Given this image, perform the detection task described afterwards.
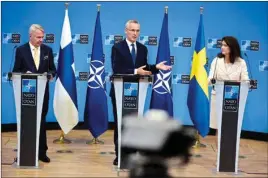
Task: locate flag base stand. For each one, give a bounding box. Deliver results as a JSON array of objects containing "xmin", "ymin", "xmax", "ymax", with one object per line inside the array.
[
  {"xmin": 191, "ymin": 132, "xmax": 207, "ymax": 158},
  {"xmin": 192, "ymin": 132, "xmax": 206, "ymax": 148},
  {"xmin": 86, "ymin": 138, "xmax": 104, "ymax": 145},
  {"xmin": 53, "ymin": 131, "xmax": 71, "ymax": 144},
  {"xmin": 239, "ymin": 155, "xmax": 246, "ymax": 159},
  {"xmin": 192, "ymin": 140, "xmax": 207, "ymax": 148}
]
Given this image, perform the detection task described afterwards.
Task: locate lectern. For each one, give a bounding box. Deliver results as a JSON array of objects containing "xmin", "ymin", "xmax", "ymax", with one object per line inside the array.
[
  {"xmin": 214, "ymin": 80, "xmax": 249, "ymax": 173},
  {"xmin": 10, "ymin": 73, "xmax": 48, "ymax": 168},
  {"xmin": 110, "ymin": 74, "xmax": 153, "ymax": 170}
]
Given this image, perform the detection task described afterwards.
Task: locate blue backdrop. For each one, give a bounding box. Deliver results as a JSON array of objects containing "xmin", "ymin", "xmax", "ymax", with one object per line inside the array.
[{"xmin": 1, "ymin": 1, "xmax": 267, "ymax": 133}]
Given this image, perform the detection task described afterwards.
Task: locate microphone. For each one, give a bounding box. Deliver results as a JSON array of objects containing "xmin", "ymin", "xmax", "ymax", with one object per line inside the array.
[
  {"xmin": 244, "ymin": 52, "xmax": 256, "ymax": 89},
  {"xmin": 110, "ymin": 47, "xmax": 116, "ymax": 83},
  {"xmin": 47, "ymin": 50, "xmax": 54, "ymax": 80},
  {"xmin": 211, "ymin": 57, "xmax": 219, "ymax": 85},
  {"xmin": 8, "ymin": 45, "xmax": 18, "ymax": 81},
  {"xmin": 47, "ymin": 50, "xmax": 50, "ymax": 80}
]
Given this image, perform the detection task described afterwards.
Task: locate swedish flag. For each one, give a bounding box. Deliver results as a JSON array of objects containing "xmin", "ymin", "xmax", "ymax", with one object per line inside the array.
[{"xmin": 187, "ymin": 12, "xmax": 210, "ymax": 137}]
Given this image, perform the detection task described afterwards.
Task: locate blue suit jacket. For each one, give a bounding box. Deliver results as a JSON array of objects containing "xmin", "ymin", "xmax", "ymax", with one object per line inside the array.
[
  {"xmin": 110, "ymin": 39, "xmax": 158, "ymax": 97},
  {"xmin": 111, "ymin": 39, "xmax": 158, "ymax": 74},
  {"xmin": 13, "ymin": 42, "xmax": 57, "ymax": 101}
]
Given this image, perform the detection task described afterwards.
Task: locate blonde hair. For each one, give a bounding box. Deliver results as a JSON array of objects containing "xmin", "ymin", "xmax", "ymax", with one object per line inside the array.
[
  {"xmin": 29, "ymin": 24, "xmax": 44, "ymax": 35},
  {"xmin": 125, "ymin": 20, "xmax": 139, "ymax": 29}
]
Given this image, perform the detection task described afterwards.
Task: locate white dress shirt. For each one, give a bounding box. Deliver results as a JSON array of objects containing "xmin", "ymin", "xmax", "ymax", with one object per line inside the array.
[{"xmin": 126, "ymin": 39, "xmax": 138, "ymax": 74}]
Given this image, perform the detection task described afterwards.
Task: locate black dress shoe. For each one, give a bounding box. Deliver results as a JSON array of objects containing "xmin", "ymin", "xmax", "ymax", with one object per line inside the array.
[
  {"xmin": 113, "ymin": 157, "xmax": 118, "ymax": 166},
  {"xmin": 39, "ymin": 155, "xmax": 50, "ymax": 163}
]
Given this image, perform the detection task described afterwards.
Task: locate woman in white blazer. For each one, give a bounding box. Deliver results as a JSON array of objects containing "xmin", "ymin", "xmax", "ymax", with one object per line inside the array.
[{"xmin": 208, "ymin": 36, "xmax": 249, "ymax": 129}]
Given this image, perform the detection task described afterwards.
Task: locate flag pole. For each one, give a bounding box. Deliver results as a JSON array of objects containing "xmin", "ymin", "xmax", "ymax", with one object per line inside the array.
[
  {"xmin": 192, "ymin": 6, "xmax": 207, "ymax": 150},
  {"xmin": 86, "ymin": 4, "xmax": 105, "ymax": 145},
  {"xmin": 53, "ymin": 2, "xmax": 72, "ymax": 145}
]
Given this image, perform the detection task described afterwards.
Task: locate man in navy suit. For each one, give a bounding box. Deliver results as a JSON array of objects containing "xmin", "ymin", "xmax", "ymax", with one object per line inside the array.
[
  {"xmin": 110, "ymin": 20, "xmax": 172, "ymax": 165},
  {"xmin": 13, "ymin": 24, "xmax": 56, "ymax": 163}
]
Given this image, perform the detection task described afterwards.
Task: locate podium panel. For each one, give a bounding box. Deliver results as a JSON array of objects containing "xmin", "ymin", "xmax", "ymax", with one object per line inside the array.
[
  {"xmin": 215, "ymin": 80, "xmax": 249, "ymax": 173},
  {"xmin": 111, "ymin": 74, "xmax": 152, "ymax": 170},
  {"xmin": 11, "ymin": 73, "xmax": 47, "ymax": 168}
]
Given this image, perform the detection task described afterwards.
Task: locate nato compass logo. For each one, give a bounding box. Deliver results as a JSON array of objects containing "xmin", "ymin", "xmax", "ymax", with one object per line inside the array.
[
  {"xmin": 139, "ymin": 36, "xmax": 149, "ymax": 45},
  {"xmin": 87, "ymin": 60, "xmax": 105, "ymax": 89},
  {"xmin": 124, "ymin": 82, "xmax": 138, "ymax": 96},
  {"xmin": 2, "ymin": 72, "xmax": 9, "ymax": 83},
  {"xmin": 87, "ymin": 53, "xmax": 92, "ymax": 63},
  {"xmin": 22, "ymin": 79, "xmax": 36, "ymax": 93},
  {"xmin": 172, "ymin": 74, "xmax": 181, "ymax": 84},
  {"xmin": 223, "ymin": 85, "xmax": 239, "ymax": 112},
  {"xmin": 72, "ymin": 34, "xmax": 80, "ymax": 44},
  {"xmin": 75, "ymin": 71, "xmax": 80, "ymax": 81},
  {"xmin": 105, "ymin": 35, "xmax": 114, "ymax": 45},
  {"xmin": 105, "ymin": 35, "xmax": 123, "ymax": 45},
  {"xmin": 224, "ymin": 85, "xmax": 239, "ymax": 99},
  {"xmin": 259, "ymin": 61, "xmax": 268, "ymax": 71},
  {"xmin": 53, "ymin": 52, "xmax": 59, "ymax": 64},
  {"xmin": 241, "ymin": 40, "xmax": 251, "ymax": 51},
  {"xmin": 105, "ymin": 72, "xmax": 112, "ymax": 82},
  {"xmin": 2, "ymin": 33, "xmax": 20, "ymax": 44},
  {"xmin": 22, "ymin": 79, "xmax": 36, "ymax": 106},
  {"xmin": 2, "ymin": 33, "xmax": 12, "ymax": 43},
  {"xmin": 153, "ymin": 70, "xmax": 172, "ymax": 94},
  {"xmin": 241, "ymin": 40, "xmax": 259, "ymax": 51},
  {"xmin": 173, "ymin": 37, "xmax": 191, "ymax": 47},
  {"xmin": 207, "ymin": 38, "xmax": 221, "ymax": 49},
  {"xmin": 123, "ymin": 82, "xmax": 138, "ymax": 109}
]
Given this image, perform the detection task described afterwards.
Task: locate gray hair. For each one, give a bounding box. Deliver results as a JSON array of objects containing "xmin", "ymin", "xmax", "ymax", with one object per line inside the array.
[
  {"xmin": 125, "ymin": 20, "xmax": 140, "ymax": 29},
  {"xmin": 29, "ymin": 24, "xmax": 44, "ymax": 35}
]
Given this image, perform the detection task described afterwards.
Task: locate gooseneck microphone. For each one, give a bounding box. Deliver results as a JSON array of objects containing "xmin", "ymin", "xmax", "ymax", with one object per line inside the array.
[
  {"xmin": 8, "ymin": 45, "xmax": 18, "ymax": 81},
  {"xmin": 46, "ymin": 49, "xmax": 51, "ymax": 80},
  {"xmin": 243, "ymin": 52, "xmax": 255, "ymax": 87},
  {"xmin": 211, "ymin": 57, "xmax": 219, "ymax": 86}
]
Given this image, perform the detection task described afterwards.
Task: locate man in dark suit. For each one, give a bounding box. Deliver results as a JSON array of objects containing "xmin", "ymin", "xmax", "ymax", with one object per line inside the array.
[
  {"xmin": 110, "ymin": 20, "xmax": 172, "ymax": 165},
  {"xmin": 12, "ymin": 24, "xmax": 56, "ymax": 163}
]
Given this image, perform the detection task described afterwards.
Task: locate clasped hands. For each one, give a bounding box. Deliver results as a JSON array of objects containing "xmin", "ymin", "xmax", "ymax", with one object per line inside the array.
[{"xmin": 136, "ymin": 61, "xmax": 172, "ymax": 75}]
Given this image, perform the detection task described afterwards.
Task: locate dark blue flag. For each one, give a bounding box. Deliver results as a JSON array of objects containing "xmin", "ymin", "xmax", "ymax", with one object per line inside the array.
[
  {"xmin": 149, "ymin": 11, "xmax": 173, "ymax": 117},
  {"xmin": 84, "ymin": 10, "xmax": 108, "ymax": 138}
]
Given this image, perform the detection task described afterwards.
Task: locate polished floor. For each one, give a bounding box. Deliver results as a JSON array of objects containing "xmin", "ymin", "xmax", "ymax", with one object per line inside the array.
[{"xmin": 1, "ymin": 130, "xmax": 267, "ymax": 177}]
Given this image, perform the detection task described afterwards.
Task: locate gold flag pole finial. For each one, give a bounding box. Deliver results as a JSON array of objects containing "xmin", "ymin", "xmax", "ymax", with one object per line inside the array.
[
  {"xmin": 97, "ymin": 4, "xmax": 101, "ymax": 11},
  {"xmin": 200, "ymin": 6, "xmax": 204, "ymax": 14},
  {"xmin": 165, "ymin": 6, "xmax": 168, "ymax": 14}
]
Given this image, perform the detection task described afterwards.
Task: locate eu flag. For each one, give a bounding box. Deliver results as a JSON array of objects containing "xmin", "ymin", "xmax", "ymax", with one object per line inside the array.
[
  {"xmin": 84, "ymin": 10, "xmax": 108, "ymax": 138},
  {"xmin": 187, "ymin": 12, "xmax": 210, "ymax": 137},
  {"xmin": 150, "ymin": 10, "xmax": 173, "ymax": 117}
]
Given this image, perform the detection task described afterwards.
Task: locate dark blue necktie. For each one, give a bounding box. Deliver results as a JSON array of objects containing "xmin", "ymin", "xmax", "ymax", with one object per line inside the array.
[{"xmin": 131, "ymin": 43, "xmax": 136, "ymax": 65}]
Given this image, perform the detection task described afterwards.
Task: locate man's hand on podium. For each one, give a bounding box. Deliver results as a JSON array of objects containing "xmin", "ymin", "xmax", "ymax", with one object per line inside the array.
[
  {"xmin": 137, "ymin": 65, "xmax": 152, "ymax": 75},
  {"xmin": 26, "ymin": 71, "xmax": 32, "ymax": 73}
]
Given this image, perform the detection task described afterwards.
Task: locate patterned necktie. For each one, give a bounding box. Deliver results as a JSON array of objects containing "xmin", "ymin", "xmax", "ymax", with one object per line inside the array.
[
  {"xmin": 131, "ymin": 43, "xmax": 136, "ymax": 65},
  {"xmin": 33, "ymin": 47, "xmax": 39, "ymax": 69}
]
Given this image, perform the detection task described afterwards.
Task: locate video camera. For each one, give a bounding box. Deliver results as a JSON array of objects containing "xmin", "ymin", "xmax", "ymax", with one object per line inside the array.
[{"xmin": 121, "ymin": 109, "xmax": 195, "ymax": 178}]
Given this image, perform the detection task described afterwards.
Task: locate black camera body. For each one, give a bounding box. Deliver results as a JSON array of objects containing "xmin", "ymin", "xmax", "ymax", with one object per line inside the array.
[{"xmin": 121, "ymin": 111, "xmax": 195, "ymax": 178}]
